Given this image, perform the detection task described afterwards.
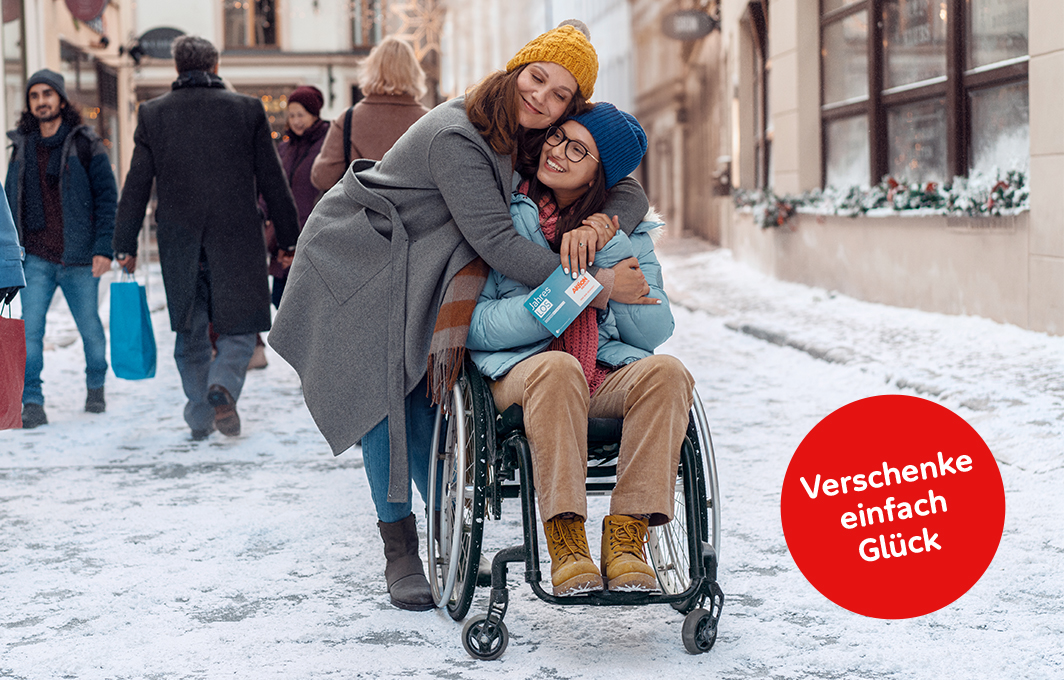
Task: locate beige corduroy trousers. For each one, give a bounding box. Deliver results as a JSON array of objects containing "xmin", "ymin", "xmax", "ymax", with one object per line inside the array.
[{"xmin": 489, "ymin": 351, "xmax": 695, "ymax": 526}]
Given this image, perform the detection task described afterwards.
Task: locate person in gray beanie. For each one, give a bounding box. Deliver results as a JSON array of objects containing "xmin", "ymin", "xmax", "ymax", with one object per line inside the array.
[{"xmin": 5, "ymin": 69, "xmax": 118, "ymax": 427}]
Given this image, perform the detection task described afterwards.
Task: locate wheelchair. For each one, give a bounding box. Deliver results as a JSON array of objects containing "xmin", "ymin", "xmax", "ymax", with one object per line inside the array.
[{"xmin": 426, "ymin": 359, "xmax": 724, "ymax": 661}]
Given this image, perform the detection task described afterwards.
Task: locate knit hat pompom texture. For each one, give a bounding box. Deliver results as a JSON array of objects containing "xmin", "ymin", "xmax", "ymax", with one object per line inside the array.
[
  {"xmin": 571, "ymin": 102, "xmax": 648, "ymax": 189},
  {"xmin": 506, "ymin": 25, "xmax": 598, "ymax": 99},
  {"xmin": 26, "ymin": 69, "xmax": 68, "ymax": 105}
]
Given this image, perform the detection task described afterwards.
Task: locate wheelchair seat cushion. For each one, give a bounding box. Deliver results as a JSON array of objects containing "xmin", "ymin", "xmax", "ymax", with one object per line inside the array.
[{"xmin": 496, "ymin": 403, "xmax": 623, "ymax": 445}]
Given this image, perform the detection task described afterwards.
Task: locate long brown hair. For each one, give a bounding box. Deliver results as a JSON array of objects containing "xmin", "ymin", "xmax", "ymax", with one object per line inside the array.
[
  {"xmin": 516, "ymin": 142, "xmax": 609, "ymax": 248},
  {"xmin": 465, "ymin": 65, "xmax": 589, "ymax": 156}
]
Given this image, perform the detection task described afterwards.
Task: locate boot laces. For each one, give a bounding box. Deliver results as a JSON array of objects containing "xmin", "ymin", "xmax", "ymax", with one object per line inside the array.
[
  {"xmin": 547, "ymin": 517, "xmax": 592, "ymax": 563},
  {"xmin": 608, "ymin": 517, "xmax": 647, "ymax": 558}
]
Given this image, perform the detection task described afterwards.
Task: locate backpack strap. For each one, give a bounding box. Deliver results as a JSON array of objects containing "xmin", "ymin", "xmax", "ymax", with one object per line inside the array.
[
  {"xmin": 342, "ymin": 106, "xmax": 354, "ymax": 168},
  {"xmin": 74, "ymin": 132, "xmax": 94, "ymax": 174}
]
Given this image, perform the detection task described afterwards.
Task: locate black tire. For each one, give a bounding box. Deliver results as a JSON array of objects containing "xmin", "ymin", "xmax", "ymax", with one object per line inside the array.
[
  {"xmin": 681, "ymin": 608, "xmax": 717, "ymax": 654},
  {"xmin": 462, "ymin": 614, "xmax": 509, "ymax": 661},
  {"xmin": 446, "ymin": 373, "xmax": 489, "ymax": 621}
]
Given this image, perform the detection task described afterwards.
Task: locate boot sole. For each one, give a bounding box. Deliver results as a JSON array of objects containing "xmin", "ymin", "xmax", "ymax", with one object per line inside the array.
[
  {"xmin": 553, "ymin": 572, "xmax": 604, "ymax": 596},
  {"xmin": 389, "ymin": 596, "xmax": 436, "ymax": 612},
  {"xmin": 605, "ymin": 572, "xmax": 659, "ymax": 592}
]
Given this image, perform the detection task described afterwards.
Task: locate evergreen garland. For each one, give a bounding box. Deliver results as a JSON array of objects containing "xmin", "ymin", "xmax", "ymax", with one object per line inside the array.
[{"xmin": 734, "ymin": 170, "xmax": 1029, "ymax": 229}]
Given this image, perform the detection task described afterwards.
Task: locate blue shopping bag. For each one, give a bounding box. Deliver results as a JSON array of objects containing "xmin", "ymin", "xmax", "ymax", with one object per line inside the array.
[{"xmin": 110, "ymin": 278, "xmax": 156, "ymax": 380}]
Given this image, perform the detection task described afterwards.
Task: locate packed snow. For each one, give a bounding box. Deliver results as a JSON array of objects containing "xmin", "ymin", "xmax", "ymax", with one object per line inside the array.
[{"xmin": 1, "ymin": 235, "xmax": 1061, "ymax": 679}]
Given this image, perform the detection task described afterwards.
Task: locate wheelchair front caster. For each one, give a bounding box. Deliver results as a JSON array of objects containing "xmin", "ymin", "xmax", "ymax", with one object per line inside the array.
[
  {"xmin": 462, "ymin": 614, "xmax": 509, "ymax": 660},
  {"xmin": 681, "ymin": 608, "xmax": 717, "ymax": 654}
]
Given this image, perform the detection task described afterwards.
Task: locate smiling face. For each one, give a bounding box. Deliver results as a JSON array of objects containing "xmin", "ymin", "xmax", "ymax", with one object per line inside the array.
[
  {"xmin": 286, "ymin": 101, "xmax": 316, "ymax": 136},
  {"xmin": 515, "ymin": 62, "xmax": 579, "ymax": 130},
  {"xmin": 536, "ymin": 120, "xmax": 600, "ymax": 208},
  {"xmin": 28, "ymin": 84, "xmax": 63, "ymax": 123}
]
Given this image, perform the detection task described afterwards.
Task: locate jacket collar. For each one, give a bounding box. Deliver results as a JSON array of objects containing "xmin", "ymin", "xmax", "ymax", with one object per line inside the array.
[{"xmin": 172, "ymin": 71, "xmax": 226, "ymax": 91}]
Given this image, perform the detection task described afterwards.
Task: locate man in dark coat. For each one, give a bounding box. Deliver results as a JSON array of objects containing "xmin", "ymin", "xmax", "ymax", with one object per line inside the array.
[
  {"xmin": 114, "ymin": 36, "xmax": 298, "ymax": 440},
  {"xmin": 6, "ymin": 69, "xmax": 118, "ymax": 428}
]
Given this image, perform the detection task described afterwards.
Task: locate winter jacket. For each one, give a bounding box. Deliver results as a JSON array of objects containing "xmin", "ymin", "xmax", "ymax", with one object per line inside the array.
[
  {"xmin": 0, "ymin": 188, "xmax": 23, "ymax": 289},
  {"xmin": 268, "ymin": 96, "xmax": 649, "ymax": 503},
  {"xmin": 467, "ymin": 193, "xmax": 673, "ymax": 380},
  {"xmin": 309, "ymin": 93, "xmax": 430, "ymax": 191},
  {"xmin": 5, "ymin": 124, "xmax": 117, "ymax": 266},
  {"xmin": 114, "ymin": 71, "xmax": 299, "ymax": 335},
  {"xmin": 278, "ymin": 118, "xmax": 329, "ymax": 229}
]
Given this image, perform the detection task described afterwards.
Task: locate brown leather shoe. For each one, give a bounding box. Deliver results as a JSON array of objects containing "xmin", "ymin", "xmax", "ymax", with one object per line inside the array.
[{"xmin": 207, "ymin": 384, "xmax": 240, "ymax": 437}]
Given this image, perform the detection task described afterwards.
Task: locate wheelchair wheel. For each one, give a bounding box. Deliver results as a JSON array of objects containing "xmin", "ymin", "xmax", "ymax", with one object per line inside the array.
[
  {"xmin": 427, "ymin": 372, "xmax": 488, "ymax": 621},
  {"xmin": 462, "ymin": 614, "xmax": 509, "ymax": 661},
  {"xmin": 681, "ymin": 608, "xmax": 717, "ymax": 654},
  {"xmin": 646, "ymin": 464, "xmax": 694, "ymax": 597}
]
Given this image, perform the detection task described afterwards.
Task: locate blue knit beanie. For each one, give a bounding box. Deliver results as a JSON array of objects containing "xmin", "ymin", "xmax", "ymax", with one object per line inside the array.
[{"xmin": 570, "ymin": 102, "xmax": 647, "ymax": 189}]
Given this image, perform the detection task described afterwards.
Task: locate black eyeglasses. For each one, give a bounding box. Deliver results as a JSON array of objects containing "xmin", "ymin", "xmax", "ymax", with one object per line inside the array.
[{"xmin": 545, "ymin": 126, "xmax": 599, "ymax": 164}]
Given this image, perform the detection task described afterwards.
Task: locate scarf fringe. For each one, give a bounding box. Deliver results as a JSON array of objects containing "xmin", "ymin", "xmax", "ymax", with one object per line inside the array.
[{"xmin": 427, "ymin": 346, "xmax": 465, "ymax": 413}]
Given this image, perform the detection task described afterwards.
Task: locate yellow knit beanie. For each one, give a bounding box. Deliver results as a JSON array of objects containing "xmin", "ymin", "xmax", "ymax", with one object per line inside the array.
[{"xmin": 505, "ymin": 25, "xmax": 598, "ymax": 99}]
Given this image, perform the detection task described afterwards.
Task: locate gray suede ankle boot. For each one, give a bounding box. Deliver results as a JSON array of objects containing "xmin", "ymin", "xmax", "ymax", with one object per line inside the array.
[{"xmin": 378, "ymin": 514, "xmax": 434, "ymax": 611}]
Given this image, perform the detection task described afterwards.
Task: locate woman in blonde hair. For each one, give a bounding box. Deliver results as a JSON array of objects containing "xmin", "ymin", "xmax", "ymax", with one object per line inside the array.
[{"xmin": 310, "ymin": 36, "xmax": 431, "ymax": 190}]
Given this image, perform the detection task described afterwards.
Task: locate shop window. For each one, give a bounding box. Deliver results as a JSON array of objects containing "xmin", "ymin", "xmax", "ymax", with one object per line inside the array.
[
  {"xmin": 820, "ymin": 0, "xmax": 1029, "ymax": 187},
  {"xmin": 352, "ymin": 0, "xmax": 384, "ymax": 49},
  {"xmin": 224, "ymin": 0, "xmax": 278, "ymax": 50}
]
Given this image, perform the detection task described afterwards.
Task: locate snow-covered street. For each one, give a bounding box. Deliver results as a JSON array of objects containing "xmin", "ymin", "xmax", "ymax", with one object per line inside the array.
[{"xmin": 1, "ymin": 236, "xmax": 1061, "ymax": 679}]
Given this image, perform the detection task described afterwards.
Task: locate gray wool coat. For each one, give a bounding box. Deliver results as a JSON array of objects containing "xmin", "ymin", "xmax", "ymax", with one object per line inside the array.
[
  {"xmin": 114, "ymin": 78, "xmax": 299, "ymax": 335},
  {"xmin": 268, "ymin": 97, "xmax": 648, "ymax": 503}
]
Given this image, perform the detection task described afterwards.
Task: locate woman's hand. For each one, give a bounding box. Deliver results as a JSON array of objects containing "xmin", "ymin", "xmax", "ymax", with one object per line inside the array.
[
  {"xmin": 559, "ymin": 214, "xmax": 620, "ymax": 277},
  {"xmin": 610, "ymin": 257, "xmax": 659, "ymax": 304}
]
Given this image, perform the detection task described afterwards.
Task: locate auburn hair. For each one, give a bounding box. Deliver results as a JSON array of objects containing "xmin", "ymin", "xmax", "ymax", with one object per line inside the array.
[{"xmin": 465, "ymin": 64, "xmax": 590, "ymax": 156}]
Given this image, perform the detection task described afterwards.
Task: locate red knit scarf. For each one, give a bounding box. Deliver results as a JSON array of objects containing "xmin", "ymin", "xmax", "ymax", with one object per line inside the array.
[{"xmin": 523, "ymin": 182, "xmax": 611, "ymax": 395}]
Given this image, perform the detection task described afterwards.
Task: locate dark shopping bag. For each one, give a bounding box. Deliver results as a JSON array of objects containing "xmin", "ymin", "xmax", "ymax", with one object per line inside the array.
[
  {"xmin": 110, "ymin": 277, "xmax": 156, "ymax": 380},
  {"xmin": 0, "ymin": 310, "xmax": 26, "ymax": 429}
]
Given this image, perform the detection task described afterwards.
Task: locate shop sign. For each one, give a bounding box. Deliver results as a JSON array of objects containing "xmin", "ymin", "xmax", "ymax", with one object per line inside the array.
[
  {"xmin": 138, "ymin": 27, "xmax": 186, "ymax": 59},
  {"xmin": 662, "ymin": 10, "xmax": 718, "ymax": 40},
  {"xmin": 64, "ymin": 0, "xmax": 107, "ymax": 22}
]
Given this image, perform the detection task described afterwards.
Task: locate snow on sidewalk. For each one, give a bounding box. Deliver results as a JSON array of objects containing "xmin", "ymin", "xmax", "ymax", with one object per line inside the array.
[{"xmin": 0, "ymin": 247, "xmax": 1061, "ymax": 679}]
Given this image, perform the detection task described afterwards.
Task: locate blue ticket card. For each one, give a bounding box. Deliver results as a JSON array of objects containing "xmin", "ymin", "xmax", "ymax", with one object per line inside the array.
[{"xmin": 524, "ymin": 266, "xmax": 603, "ymax": 337}]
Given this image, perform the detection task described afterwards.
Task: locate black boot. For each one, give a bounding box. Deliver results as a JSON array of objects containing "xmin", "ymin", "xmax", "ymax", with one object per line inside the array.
[{"xmin": 378, "ymin": 514, "xmax": 434, "ymax": 611}]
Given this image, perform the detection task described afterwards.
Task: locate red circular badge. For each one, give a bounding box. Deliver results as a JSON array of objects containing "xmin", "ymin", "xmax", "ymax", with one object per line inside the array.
[{"xmin": 781, "ymin": 395, "xmax": 1005, "ymax": 619}]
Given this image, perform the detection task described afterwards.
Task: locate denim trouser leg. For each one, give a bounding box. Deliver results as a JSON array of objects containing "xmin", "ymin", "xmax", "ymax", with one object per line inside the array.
[
  {"xmin": 20, "ymin": 255, "xmax": 59, "ymax": 405},
  {"xmin": 56, "ymin": 263, "xmax": 107, "ymax": 391},
  {"xmin": 362, "ymin": 378, "xmax": 438, "ymax": 523},
  {"xmin": 173, "ymin": 268, "xmax": 257, "ymax": 432}
]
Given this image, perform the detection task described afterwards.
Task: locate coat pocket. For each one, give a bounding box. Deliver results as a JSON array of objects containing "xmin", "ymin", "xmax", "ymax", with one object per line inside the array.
[{"xmin": 302, "ymin": 206, "xmax": 391, "ymax": 305}]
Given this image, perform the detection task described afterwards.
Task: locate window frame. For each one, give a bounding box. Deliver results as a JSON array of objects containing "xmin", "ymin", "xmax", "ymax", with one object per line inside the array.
[
  {"xmin": 224, "ymin": 0, "xmax": 280, "ymax": 51},
  {"xmin": 819, "ymin": 0, "xmax": 1029, "ymax": 186}
]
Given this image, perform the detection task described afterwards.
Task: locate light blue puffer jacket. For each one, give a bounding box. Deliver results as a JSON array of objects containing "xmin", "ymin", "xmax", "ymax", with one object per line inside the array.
[{"xmin": 467, "ymin": 192, "xmax": 674, "ymax": 380}]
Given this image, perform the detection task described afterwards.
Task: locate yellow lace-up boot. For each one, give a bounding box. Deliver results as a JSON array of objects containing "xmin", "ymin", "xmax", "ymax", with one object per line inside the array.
[
  {"xmin": 544, "ymin": 513, "xmax": 604, "ymax": 595},
  {"xmin": 600, "ymin": 514, "xmax": 659, "ymax": 592}
]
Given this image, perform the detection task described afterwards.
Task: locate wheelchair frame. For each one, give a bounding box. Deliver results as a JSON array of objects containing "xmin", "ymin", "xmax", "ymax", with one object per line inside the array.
[{"xmin": 427, "ymin": 360, "xmax": 724, "ymax": 660}]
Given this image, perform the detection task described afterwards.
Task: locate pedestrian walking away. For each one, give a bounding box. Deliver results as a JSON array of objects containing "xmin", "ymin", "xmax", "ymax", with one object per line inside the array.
[
  {"xmin": 113, "ymin": 35, "xmax": 299, "ymax": 441},
  {"xmin": 309, "ymin": 35, "xmax": 431, "ymax": 192},
  {"xmin": 5, "ymin": 68, "xmax": 118, "ymax": 428},
  {"xmin": 270, "ymin": 21, "xmax": 655, "ymax": 612}
]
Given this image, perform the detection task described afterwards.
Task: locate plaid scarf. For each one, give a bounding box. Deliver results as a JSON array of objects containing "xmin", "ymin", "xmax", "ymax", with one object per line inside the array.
[{"xmin": 427, "ymin": 257, "xmax": 490, "ymax": 407}]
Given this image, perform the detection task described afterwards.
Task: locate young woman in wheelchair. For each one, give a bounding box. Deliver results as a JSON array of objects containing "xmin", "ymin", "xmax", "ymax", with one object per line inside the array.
[{"xmin": 465, "ymin": 103, "xmax": 696, "ymax": 595}]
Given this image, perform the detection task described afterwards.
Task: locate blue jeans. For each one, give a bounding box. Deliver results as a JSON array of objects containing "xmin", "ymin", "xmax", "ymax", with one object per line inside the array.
[
  {"xmin": 362, "ymin": 378, "xmax": 439, "ymax": 523},
  {"xmin": 21, "ymin": 254, "xmax": 107, "ymax": 405},
  {"xmin": 173, "ymin": 266, "xmax": 256, "ymax": 432}
]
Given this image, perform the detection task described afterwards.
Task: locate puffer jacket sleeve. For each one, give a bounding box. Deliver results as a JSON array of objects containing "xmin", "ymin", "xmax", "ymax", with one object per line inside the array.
[
  {"xmin": 608, "ymin": 226, "xmax": 674, "ymax": 352},
  {"xmin": 0, "ymin": 187, "xmax": 25, "ymax": 289},
  {"xmin": 467, "ymin": 272, "xmax": 554, "ymax": 352}
]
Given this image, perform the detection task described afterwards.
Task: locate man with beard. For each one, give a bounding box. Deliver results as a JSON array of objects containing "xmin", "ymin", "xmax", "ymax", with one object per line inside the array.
[
  {"xmin": 114, "ymin": 36, "xmax": 298, "ymax": 440},
  {"xmin": 5, "ymin": 69, "xmax": 118, "ymax": 428}
]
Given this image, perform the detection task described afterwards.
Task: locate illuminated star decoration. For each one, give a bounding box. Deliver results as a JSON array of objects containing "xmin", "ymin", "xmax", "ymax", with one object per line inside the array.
[{"xmin": 390, "ymin": 0, "xmax": 444, "ymax": 64}]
